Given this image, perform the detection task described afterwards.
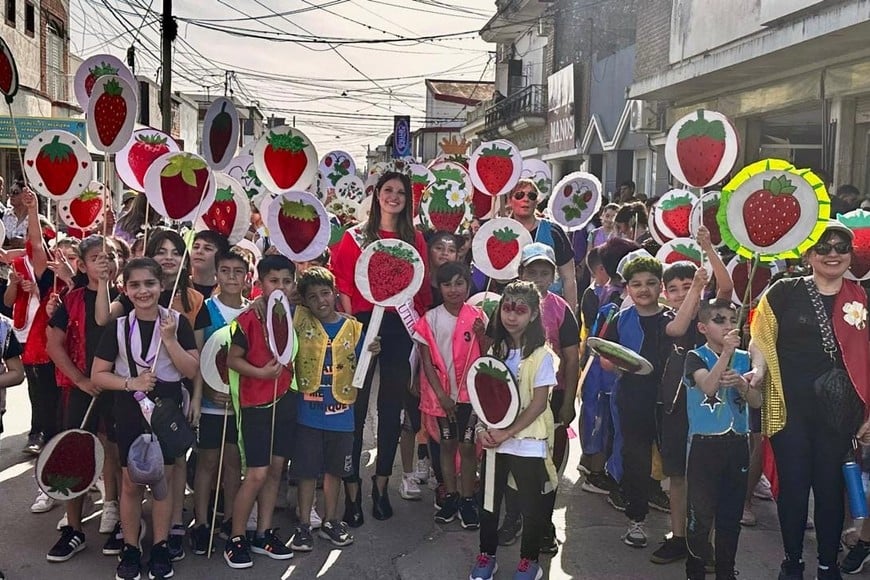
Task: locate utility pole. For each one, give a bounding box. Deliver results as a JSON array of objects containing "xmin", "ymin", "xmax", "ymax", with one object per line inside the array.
[{"xmin": 161, "ymin": 0, "xmax": 176, "ymax": 134}]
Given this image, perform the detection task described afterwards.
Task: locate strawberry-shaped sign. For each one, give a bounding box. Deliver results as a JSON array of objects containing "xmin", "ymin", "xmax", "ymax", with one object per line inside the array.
[
  {"xmin": 116, "ymin": 129, "xmax": 179, "ymax": 192},
  {"xmin": 0, "ymin": 36, "xmax": 20, "ymax": 102},
  {"xmin": 352, "ymin": 239, "xmax": 425, "ymax": 388},
  {"xmin": 726, "ymin": 255, "xmax": 780, "ymax": 305},
  {"xmin": 144, "ymin": 152, "xmax": 217, "ymax": 223},
  {"xmin": 521, "ymin": 159, "xmax": 552, "ymax": 200},
  {"xmin": 429, "ymin": 160, "xmax": 472, "ymax": 203},
  {"xmin": 74, "ymin": 54, "xmax": 135, "ymax": 110},
  {"xmin": 548, "ymin": 172, "xmax": 602, "ymax": 232},
  {"xmin": 224, "ymin": 154, "xmax": 267, "ymax": 201},
  {"xmin": 420, "ymin": 165, "xmax": 473, "ymax": 234},
  {"xmin": 665, "ymin": 109, "xmax": 739, "ymax": 189},
  {"xmin": 326, "ymin": 197, "xmax": 362, "ymax": 226},
  {"xmin": 647, "ymin": 202, "xmax": 674, "ymax": 247},
  {"xmin": 718, "ymin": 159, "xmax": 829, "ymax": 261},
  {"xmin": 264, "ymin": 190, "xmax": 330, "ymax": 262},
  {"xmin": 23, "ymin": 130, "xmax": 92, "ymax": 201},
  {"xmin": 266, "ymin": 289, "xmax": 295, "ymax": 366},
  {"xmin": 656, "ymin": 237, "xmax": 712, "ymax": 277},
  {"xmin": 655, "ymin": 189, "xmax": 697, "ymax": 239},
  {"xmin": 837, "ymin": 210, "xmax": 870, "ymax": 282},
  {"xmin": 472, "ymin": 217, "xmax": 533, "ymax": 280},
  {"xmin": 365, "ymin": 162, "xmax": 387, "ymax": 197},
  {"xmin": 253, "ymin": 126, "xmax": 318, "ymax": 193},
  {"xmin": 86, "ymin": 75, "xmax": 137, "ymax": 154},
  {"xmin": 335, "ymin": 174, "xmax": 366, "ymax": 203},
  {"xmin": 408, "ymin": 163, "xmax": 435, "ymax": 218},
  {"xmin": 202, "ymin": 97, "xmax": 240, "ymax": 171},
  {"xmin": 200, "ymin": 326, "xmax": 233, "ymax": 395},
  {"xmin": 469, "ymin": 139, "xmax": 522, "ymax": 197},
  {"xmin": 197, "ymin": 173, "xmax": 251, "ymax": 245},
  {"xmin": 36, "ymin": 428, "xmax": 104, "ymax": 501},
  {"xmin": 58, "ymin": 181, "xmax": 106, "ymax": 232},
  {"xmin": 319, "ymin": 151, "xmax": 356, "ymax": 188},
  {"xmin": 689, "ymin": 190, "xmax": 724, "ymax": 247},
  {"xmin": 467, "ymin": 291, "xmax": 501, "ymax": 319}
]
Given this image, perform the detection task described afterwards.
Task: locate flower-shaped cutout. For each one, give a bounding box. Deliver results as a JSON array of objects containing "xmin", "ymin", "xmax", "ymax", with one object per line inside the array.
[{"xmin": 843, "ymin": 301, "xmax": 867, "ymax": 330}]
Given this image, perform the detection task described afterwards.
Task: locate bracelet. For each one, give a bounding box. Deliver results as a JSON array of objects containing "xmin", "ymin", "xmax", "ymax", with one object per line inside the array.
[
  {"xmin": 124, "ymin": 378, "xmax": 130, "ymax": 392},
  {"xmin": 474, "ymin": 424, "xmax": 487, "ymax": 434}
]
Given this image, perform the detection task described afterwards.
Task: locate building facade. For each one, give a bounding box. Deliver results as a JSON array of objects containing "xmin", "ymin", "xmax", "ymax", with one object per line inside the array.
[{"xmin": 413, "ymin": 79, "xmax": 493, "ymax": 163}]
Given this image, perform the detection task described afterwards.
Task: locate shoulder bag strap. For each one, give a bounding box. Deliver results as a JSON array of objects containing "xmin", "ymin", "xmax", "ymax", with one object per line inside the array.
[{"xmin": 803, "ymin": 277, "xmax": 838, "ymax": 362}]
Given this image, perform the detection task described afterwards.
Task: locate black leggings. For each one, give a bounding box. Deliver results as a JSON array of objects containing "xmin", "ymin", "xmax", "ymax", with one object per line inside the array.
[
  {"xmin": 347, "ymin": 311, "xmax": 413, "ymax": 480},
  {"xmin": 770, "ymin": 404, "xmax": 851, "ymax": 567},
  {"xmin": 25, "ymin": 362, "xmax": 58, "ymax": 441}
]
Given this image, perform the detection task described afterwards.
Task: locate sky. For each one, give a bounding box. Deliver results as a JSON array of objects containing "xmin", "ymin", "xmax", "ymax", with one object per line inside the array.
[{"xmin": 69, "ymin": 0, "xmax": 498, "ymax": 162}]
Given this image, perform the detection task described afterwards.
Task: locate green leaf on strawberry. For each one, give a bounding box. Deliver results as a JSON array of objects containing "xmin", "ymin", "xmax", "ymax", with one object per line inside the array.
[
  {"xmin": 267, "ymin": 132, "xmax": 307, "ymax": 152},
  {"xmin": 481, "ymin": 144, "xmax": 512, "ymax": 158},
  {"xmin": 677, "ymin": 110, "xmax": 726, "ymax": 141},
  {"xmin": 493, "ymin": 226, "xmax": 519, "ymax": 242},
  {"xmin": 762, "ymin": 175, "xmax": 798, "ymax": 196},
  {"xmin": 280, "ymin": 199, "xmax": 318, "ymax": 221},
  {"xmin": 836, "ymin": 210, "xmax": 870, "ymax": 230},
  {"xmin": 671, "ymin": 243, "xmax": 703, "ymax": 262},
  {"xmin": 215, "ymin": 186, "xmax": 234, "ymax": 202},
  {"xmin": 477, "ymin": 360, "xmax": 509, "ymax": 381},
  {"xmin": 41, "ymin": 135, "xmax": 73, "ymax": 162},
  {"xmin": 102, "ymin": 78, "xmax": 123, "ymax": 97},
  {"xmin": 161, "ymin": 154, "xmax": 208, "ymax": 187},
  {"xmin": 371, "ymin": 242, "xmax": 418, "ymax": 264},
  {"xmin": 78, "ymin": 188, "xmax": 100, "ymax": 201},
  {"xmin": 660, "ymin": 193, "xmax": 693, "ymax": 210},
  {"xmin": 433, "ymin": 167, "xmax": 464, "ymax": 184}
]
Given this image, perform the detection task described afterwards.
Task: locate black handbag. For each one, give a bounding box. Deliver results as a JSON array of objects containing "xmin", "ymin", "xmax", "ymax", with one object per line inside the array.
[
  {"xmin": 804, "ymin": 277, "xmax": 865, "ymax": 437},
  {"xmin": 125, "ymin": 318, "xmax": 195, "ymax": 459}
]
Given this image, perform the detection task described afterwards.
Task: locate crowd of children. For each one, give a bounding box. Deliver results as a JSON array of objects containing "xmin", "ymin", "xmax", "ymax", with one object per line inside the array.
[{"xmin": 3, "ymin": 172, "xmax": 870, "ymax": 580}]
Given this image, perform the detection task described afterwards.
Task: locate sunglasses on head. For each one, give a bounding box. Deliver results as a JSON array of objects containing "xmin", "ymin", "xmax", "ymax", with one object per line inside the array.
[
  {"xmin": 513, "ymin": 189, "xmax": 538, "ymax": 202},
  {"xmin": 812, "ymin": 241, "xmax": 852, "ymax": 255}
]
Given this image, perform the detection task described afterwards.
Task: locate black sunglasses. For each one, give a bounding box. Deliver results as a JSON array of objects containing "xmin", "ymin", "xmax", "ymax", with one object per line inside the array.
[
  {"xmin": 812, "ymin": 242, "xmax": 852, "ymax": 255},
  {"xmin": 513, "ymin": 189, "xmax": 538, "ymax": 202}
]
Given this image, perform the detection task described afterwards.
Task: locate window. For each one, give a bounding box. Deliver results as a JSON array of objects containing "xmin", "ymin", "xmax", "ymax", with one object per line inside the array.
[
  {"xmin": 635, "ymin": 155, "xmax": 647, "ymax": 197},
  {"xmin": 5, "ymin": 0, "xmax": 15, "ymax": 27},
  {"xmin": 24, "ymin": 1, "xmax": 33, "ymax": 35},
  {"xmin": 45, "ymin": 21, "xmax": 65, "ymax": 101}
]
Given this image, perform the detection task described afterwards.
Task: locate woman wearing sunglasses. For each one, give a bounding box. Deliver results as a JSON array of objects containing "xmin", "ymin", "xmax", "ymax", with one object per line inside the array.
[
  {"xmin": 507, "ymin": 179, "xmax": 578, "ymax": 315},
  {"xmin": 749, "ymin": 220, "xmax": 870, "ymax": 580}
]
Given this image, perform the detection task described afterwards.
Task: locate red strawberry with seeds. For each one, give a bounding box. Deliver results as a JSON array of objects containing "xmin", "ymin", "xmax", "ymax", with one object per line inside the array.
[
  {"xmin": 203, "ymin": 186, "xmax": 237, "ymax": 237},
  {"xmin": 209, "ymin": 102, "xmax": 233, "ymax": 164},
  {"xmin": 39, "ymin": 431, "xmax": 96, "ymax": 496},
  {"xmin": 410, "ymin": 173, "xmax": 429, "ymax": 217},
  {"xmin": 69, "ymin": 189, "xmax": 102, "ymax": 227},
  {"xmin": 277, "ymin": 199, "xmax": 320, "ymax": 253},
  {"xmin": 475, "ymin": 143, "xmax": 514, "ymax": 194},
  {"xmin": 0, "ymin": 45, "xmax": 16, "ymax": 97},
  {"xmin": 664, "ymin": 243, "xmax": 703, "ymax": 266},
  {"xmin": 216, "ymin": 344, "xmax": 230, "ymax": 385},
  {"xmin": 563, "ymin": 184, "xmax": 574, "ymax": 198},
  {"xmin": 675, "ymin": 110, "xmax": 727, "ymax": 187},
  {"xmin": 128, "ymin": 134, "xmax": 170, "ymax": 185},
  {"xmin": 35, "ymin": 135, "xmax": 78, "ymax": 195},
  {"xmin": 474, "ymin": 361, "xmax": 513, "ymax": 424},
  {"xmin": 367, "ymin": 243, "xmax": 417, "ymax": 302},
  {"xmin": 159, "ymin": 154, "xmax": 210, "ymax": 219},
  {"xmin": 731, "ymin": 261, "xmax": 772, "ymax": 303},
  {"xmin": 94, "ymin": 78, "xmax": 127, "ymax": 147},
  {"xmin": 742, "ymin": 175, "xmax": 800, "ymax": 247},
  {"xmin": 659, "ymin": 193, "xmax": 694, "ymax": 237},
  {"xmin": 486, "ymin": 227, "xmax": 520, "ymax": 270},
  {"xmin": 263, "ymin": 132, "xmax": 309, "ymax": 190},
  {"xmin": 271, "ymin": 299, "xmax": 290, "ymax": 354},
  {"xmin": 84, "ymin": 62, "xmax": 119, "ymax": 97},
  {"xmin": 702, "ymin": 201, "xmax": 722, "ymax": 245}
]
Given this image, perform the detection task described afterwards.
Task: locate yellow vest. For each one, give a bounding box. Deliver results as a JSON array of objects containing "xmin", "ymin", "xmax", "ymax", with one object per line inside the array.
[{"xmin": 294, "ymin": 307, "xmax": 363, "ymax": 405}]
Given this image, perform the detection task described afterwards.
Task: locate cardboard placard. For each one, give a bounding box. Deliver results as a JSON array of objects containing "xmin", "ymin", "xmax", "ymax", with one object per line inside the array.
[
  {"xmin": 23, "ymin": 130, "xmax": 92, "ymax": 202},
  {"xmin": 547, "ymin": 172, "xmax": 602, "ymax": 232},
  {"xmin": 143, "ymin": 152, "xmax": 217, "ymax": 223},
  {"xmin": 468, "ymin": 291, "xmax": 501, "ymax": 320},
  {"xmin": 665, "ymin": 109, "xmax": 739, "ymax": 189},
  {"xmin": 419, "ymin": 171, "xmax": 473, "ymax": 234},
  {"xmin": 655, "ymin": 237, "xmax": 712, "ymax": 276},
  {"xmin": 319, "ymin": 150, "xmax": 356, "ymax": 188},
  {"xmin": 0, "ymin": 36, "xmax": 20, "ymax": 101},
  {"xmin": 689, "ymin": 190, "xmax": 724, "ymax": 247},
  {"xmin": 36, "ymin": 429, "xmax": 105, "ymax": 501},
  {"xmin": 202, "ymin": 97, "xmax": 241, "ymax": 171},
  {"xmin": 74, "ymin": 54, "xmax": 135, "ymax": 111},
  {"xmin": 726, "ymin": 256, "xmax": 780, "ymax": 306},
  {"xmin": 266, "ymin": 289, "xmax": 295, "ymax": 366},
  {"xmin": 86, "ymin": 75, "xmax": 137, "ymax": 154},
  {"xmin": 197, "ymin": 173, "xmax": 251, "ymax": 245},
  {"xmin": 468, "ymin": 140, "xmax": 522, "ymax": 197},
  {"xmin": 58, "ymin": 181, "xmax": 106, "ymax": 231},
  {"xmin": 521, "ymin": 158, "xmax": 552, "ymax": 200},
  {"xmin": 200, "ymin": 326, "xmax": 233, "ymax": 395},
  {"xmin": 472, "ymin": 217, "xmax": 533, "ymax": 280},
  {"xmin": 654, "ymin": 189, "xmax": 697, "ymax": 240},
  {"xmin": 253, "ymin": 126, "xmax": 318, "ymax": 194},
  {"xmin": 115, "ymin": 129, "xmax": 179, "ymax": 192},
  {"xmin": 335, "ymin": 174, "xmax": 366, "ymax": 202},
  {"xmin": 224, "ymin": 154, "xmax": 267, "ymax": 201},
  {"xmin": 264, "ymin": 190, "xmax": 330, "ymax": 262}
]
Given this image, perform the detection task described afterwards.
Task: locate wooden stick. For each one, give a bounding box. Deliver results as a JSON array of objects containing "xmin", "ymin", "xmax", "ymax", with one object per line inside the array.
[
  {"xmin": 352, "ymin": 305, "xmax": 384, "ymax": 389},
  {"xmin": 143, "ymin": 201, "xmax": 151, "ymax": 249},
  {"xmin": 6, "ymin": 101, "xmax": 28, "ymax": 188},
  {"xmin": 80, "ymin": 396, "xmax": 98, "ymax": 430},
  {"xmin": 207, "ymin": 403, "xmax": 229, "ymax": 558}
]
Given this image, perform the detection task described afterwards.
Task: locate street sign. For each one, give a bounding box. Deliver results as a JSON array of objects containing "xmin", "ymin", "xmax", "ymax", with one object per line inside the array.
[
  {"xmin": 392, "ymin": 115, "xmax": 410, "ymax": 158},
  {"xmin": 0, "ymin": 116, "xmax": 87, "ymax": 148}
]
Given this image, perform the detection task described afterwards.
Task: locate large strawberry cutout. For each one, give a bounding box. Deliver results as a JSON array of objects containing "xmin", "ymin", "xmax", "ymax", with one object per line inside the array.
[
  {"xmin": 838, "ymin": 210, "xmax": 870, "ymax": 282},
  {"xmin": 200, "ymin": 326, "xmax": 233, "ymax": 395},
  {"xmin": 469, "ymin": 140, "xmax": 522, "ymax": 197},
  {"xmin": 718, "ymin": 159, "xmax": 829, "ymax": 261},
  {"xmin": 144, "ymin": 152, "xmax": 216, "ymax": 223},
  {"xmin": 253, "ymin": 127, "xmax": 318, "ymax": 193},
  {"xmin": 0, "ymin": 37, "xmax": 20, "ymax": 102},
  {"xmin": 726, "ymin": 256, "xmax": 779, "ymax": 305},
  {"xmin": 467, "ymin": 356, "xmax": 520, "ymax": 430},
  {"xmin": 58, "ymin": 182, "xmax": 106, "ymax": 231},
  {"xmin": 86, "ymin": 75, "xmax": 137, "ymax": 154},
  {"xmin": 665, "ymin": 109, "xmax": 739, "ymax": 189},
  {"xmin": 266, "ymin": 289, "xmax": 295, "ymax": 366},
  {"xmin": 408, "ymin": 163, "xmax": 435, "ymax": 218},
  {"xmin": 116, "ymin": 129, "xmax": 179, "ymax": 192},
  {"xmin": 356, "ymin": 239, "xmax": 425, "ymax": 306},
  {"xmin": 202, "ymin": 97, "xmax": 240, "ymax": 171},
  {"xmin": 548, "ymin": 172, "xmax": 602, "ymax": 232},
  {"xmin": 319, "ymin": 151, "xmax": 356, "ymax": 188},
  {"xmin": 689, "ymin": 190, "xmax": 724, "ymax": 247},
  {"xmin": 36, "ymin": 429, "xmax": 104, "ymax": 501},
  {"xmin": 655, "ymin": 189, "xmax": 697, "ymax": 239},
  {"xmin": 197, "ymin": 173, "xmax": 251, "ymax": 245},
  {"xmin": 521, "ymin": 159, "xmax": 552, "ymax": 200},
  {"xmin": 23, "ymin": 130, "xmax": 92, "ymax": 201},
  {"xmin": 264, "ymin": 191, "xmax": 330, "ymax": 261},
  {"xmin": 420, "ymin": 165, "xmax": 472, "ymax": 234},
  {"xmin": 74, "ymin": 54, "xmax": 135, "ymax": 110},
  {"xmin": 472, "ymin": 218, "xmax": 533, "ymax": 279}
]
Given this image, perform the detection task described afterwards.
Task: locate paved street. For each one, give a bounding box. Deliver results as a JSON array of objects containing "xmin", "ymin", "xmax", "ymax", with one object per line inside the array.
[{"xmin": 2, "ymin": 381, "xmax": 792, "ymax": 579}]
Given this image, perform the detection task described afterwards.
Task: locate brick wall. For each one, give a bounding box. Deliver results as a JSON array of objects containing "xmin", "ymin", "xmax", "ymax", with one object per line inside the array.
[{"xmin": 634, "ymin": 0, "xmax": 672, "ymax": 81}]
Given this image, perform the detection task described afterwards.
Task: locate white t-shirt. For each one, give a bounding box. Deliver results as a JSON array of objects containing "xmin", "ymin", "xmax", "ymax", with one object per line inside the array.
[
  {"xmin": 413, "ymin": 305, "xmax": 459, "ymax": 399},
  {"xmin": 497, "ymin": 348, "xmax": 556, "ymax": 458}
]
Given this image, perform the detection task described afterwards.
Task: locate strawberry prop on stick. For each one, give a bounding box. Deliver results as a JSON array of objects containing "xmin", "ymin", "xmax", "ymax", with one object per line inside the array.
[
  {"xmin": 836, "ymin": 211, "xmax": 870, "ymax": 281},
  {"xmin": 35, "ymin": 135, "xmax": 77, "ymax": 196},
  {"xmin": 664, "ymin": 243, "xmax": 703, "ymax": 266},
  {"xmin": 487, "ymin": 227, "xmax": 520, "ymax": 270},
  {"xmin": 367, "ymin": 242, "xmax": 418, "ymax": 303},
  {"xmin": 742, "ymin": 175, "xmax": 800, "ymax": 248},
  {"xmin": 203, "ymin": 186, "xmax": 238, "ymax": 238},
  {"xmin": 159, "ymin": 154, "xmax": 211, "ymax": 220},
  {"xmin": 39, "ymin": 431, "xmax": 96, "ymax": 496},
  {"xmin": 474, "ymin": 143, "xmax": 515, "ymax": 195},
  {"xmin": 675, "ymin": 110, "xmax": 727, "ymax": 187},
  {"xmin": 84, "ymin": 62, "xmax": 119, "ymax": 97},
  {"xmin": 128, "ymin": 134, "xmax": 170, "ymax": 186},
  {"xmin": 0, "ymin": 38, "xmax": 19, "ymax": 101},
  {"xmin": 473, "ymin": 361, "xmax": 514, "ymax": 425},
  {"xmin": 263, "ymin": 132, "xmax": 310, "ymax": 190},
  {"xmin": 68, "ymin": 188, "xmax": 103, "ymax": 228},
  {"xmin": 209, "ymin": 102, "xmax": 233, "ymax": 164},
  {"xmin": 277, "ymin": 199, "xmax": 320, "ymax": 254},
  {"xmin": 93, "ymin": 78, "xmax": 128, "ymax": 147},
  {"xmin": 659, "ymin": 193, "xmax": 694, "ymax": 237}
]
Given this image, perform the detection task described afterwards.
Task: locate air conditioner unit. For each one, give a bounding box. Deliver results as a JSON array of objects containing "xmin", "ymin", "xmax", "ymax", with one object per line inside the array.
[{"xmin": 630, "ymin": 100, "xmax": 661, "ymax": 133}]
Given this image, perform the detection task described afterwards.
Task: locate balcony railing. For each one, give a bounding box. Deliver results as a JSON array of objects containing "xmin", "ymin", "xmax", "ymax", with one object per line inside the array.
[{"xmin": 483, "ymin": 84, "xmax": 546, "ymax": 134}]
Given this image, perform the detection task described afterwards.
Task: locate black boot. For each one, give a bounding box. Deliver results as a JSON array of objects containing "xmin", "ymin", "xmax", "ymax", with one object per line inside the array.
[
  {"xmin": 371, "ymin": 475, "xmax": 393, "ymax": 520},
  {"xmin": 343, "ymin": 480, "xmax": 364, "ymax": 528}
]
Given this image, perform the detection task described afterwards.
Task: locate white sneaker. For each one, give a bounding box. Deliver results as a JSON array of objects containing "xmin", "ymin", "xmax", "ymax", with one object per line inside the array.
[
  {"xmin": 309, "ymin": 505, "xmax": 322, "ymax": 530},
  {"xmin": 400, "ymin": 473, "xmax": 422, "ymax": 500},
  {"xmin": 31, "ymin": 490, "xmax": 56, "ymax": 514},
  {"xmin": 622, "ymin": 520, "xmax": 648, "ymax": 548},
  {"xmin": 100, "ymin": 500, "xmax": 119, "ymax": 534},
  {"xmin": 414, "ymin": 458, "xmax": 431, "ymax": 484}
]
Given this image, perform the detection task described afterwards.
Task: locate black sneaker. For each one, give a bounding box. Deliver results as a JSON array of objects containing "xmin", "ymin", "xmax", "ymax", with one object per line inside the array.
[
  {"xmin": 842, "ymin": 540, "xmax": 870, "ymax": 574},
  {"xmin": 497, "ymin": 513, "xmax": 523, "ymax": 546},
  {"xmin": 648, "ymin": 488, "xmax": 671, "ymax": 513},
  {"xmin": 167, "ymin": 524, "xmax": 185, "ymax": 562},
  {"xmin": 147, "ymin": 540, "xmax": 174, "ymax": 579},
  {"xmin": 650, "ymin": 534, "xmax": 687, "ymax": 564},
  {"xmin": 434, "ymin": 493, "xmax": 460, "ymax": 524},
  {"xmin": 250, "ymin": 528, "xmax": 293, "ymax": 560},
  {"xmin": 778, "ymin": 558, "xmax": 805, "ymax": 580},
  {"xmin": 116, "ymin": 544, "xmax": 142, "ymax": 580},
  {"xmin": 47, "ymin": 526, "xmax": 86, "ymax": 562},
  {"xmin": 818, "ymin": 565, "xmax": 843, "ymax": 579},
  {"xmin": 224, "ymin": 535, "xmax": 253, "ymax": 569},
  {"xmin": 581, "ymin": 471, "xmax": 618, "ymax": 495},
  {"xmin": 540, "ymin": 523, "xmax": 559, "ymax": 555},
  {"xmin": 607, "ymin": 489, "xmax": 628, "ymax": 512},
  {"xmin": 290, "ymin": 524, "xmax": 314, "ymax": 552},
  {"xmin": 190, "ymin": 524, "xmax": 211, "ymax": 556},
  {"xmin": 319, "ymin": 520, "xmax": 353, "ymax": 547},
  {"xmin": 103, "ymin": 522, "xmax": 125, "ymax": 556},
  {"xmin": 459, "ymin": 497, "xmax": 480, "ymax": 530}
]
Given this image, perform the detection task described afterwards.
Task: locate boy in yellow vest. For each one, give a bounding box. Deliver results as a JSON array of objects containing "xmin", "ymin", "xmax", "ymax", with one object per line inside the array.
[{"xmin": 289, "ymin": 267, "xmax": 380, "ymax": 551}]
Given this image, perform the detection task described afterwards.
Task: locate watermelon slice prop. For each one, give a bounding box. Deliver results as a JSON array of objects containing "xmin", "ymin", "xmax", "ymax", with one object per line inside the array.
[
  {"xmin": 586, "ymin": 337, "xmax": 653, "ymax": 376},
  {"xmin": 352, "ymin": 239, "xmax": 425, "ymax": 389},
  {"xmin": 836, "ymin": 210, "xmax": 870, "ymax": 282},
  {"xmin": 36, "ymin": 398, "xmax": 105, "ymax": 501},
  {"xmin": 466, "ymin": 355, "xmax": 521, "ymax": 512},
  {"xmin": 717, "ymin": 158, "xmax": 830, "ymax": 262},
  {"xmin": 548, "ymin": 172, "xmax": 602, "ymax": 232}
]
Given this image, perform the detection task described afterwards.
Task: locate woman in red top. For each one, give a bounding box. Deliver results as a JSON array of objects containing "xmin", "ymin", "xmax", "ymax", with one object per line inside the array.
[{"xmin": 332, "ymin": 171, "xmax": 431, "ymax": 525}]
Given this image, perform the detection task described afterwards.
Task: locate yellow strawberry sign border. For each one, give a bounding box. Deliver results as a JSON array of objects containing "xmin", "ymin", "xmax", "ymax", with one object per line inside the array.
[{"xmin": 717, "ymin": 158, "xmax": 830, "ymax": 262}]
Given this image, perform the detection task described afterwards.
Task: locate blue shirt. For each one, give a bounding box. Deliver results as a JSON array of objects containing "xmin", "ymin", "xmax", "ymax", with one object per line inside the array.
[
  {"xmin": 685, "ymin": 344, "xmax": 751, "ymax": 437},
  {"xmin": 296, "ymin": 318, "xmax": 362, "ymax": 433}
]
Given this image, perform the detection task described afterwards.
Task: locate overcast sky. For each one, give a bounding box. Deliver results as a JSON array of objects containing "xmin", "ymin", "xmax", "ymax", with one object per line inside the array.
[{"xmin": 70, "ymin": 0, "xmax": 498, "ymax": 161}]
